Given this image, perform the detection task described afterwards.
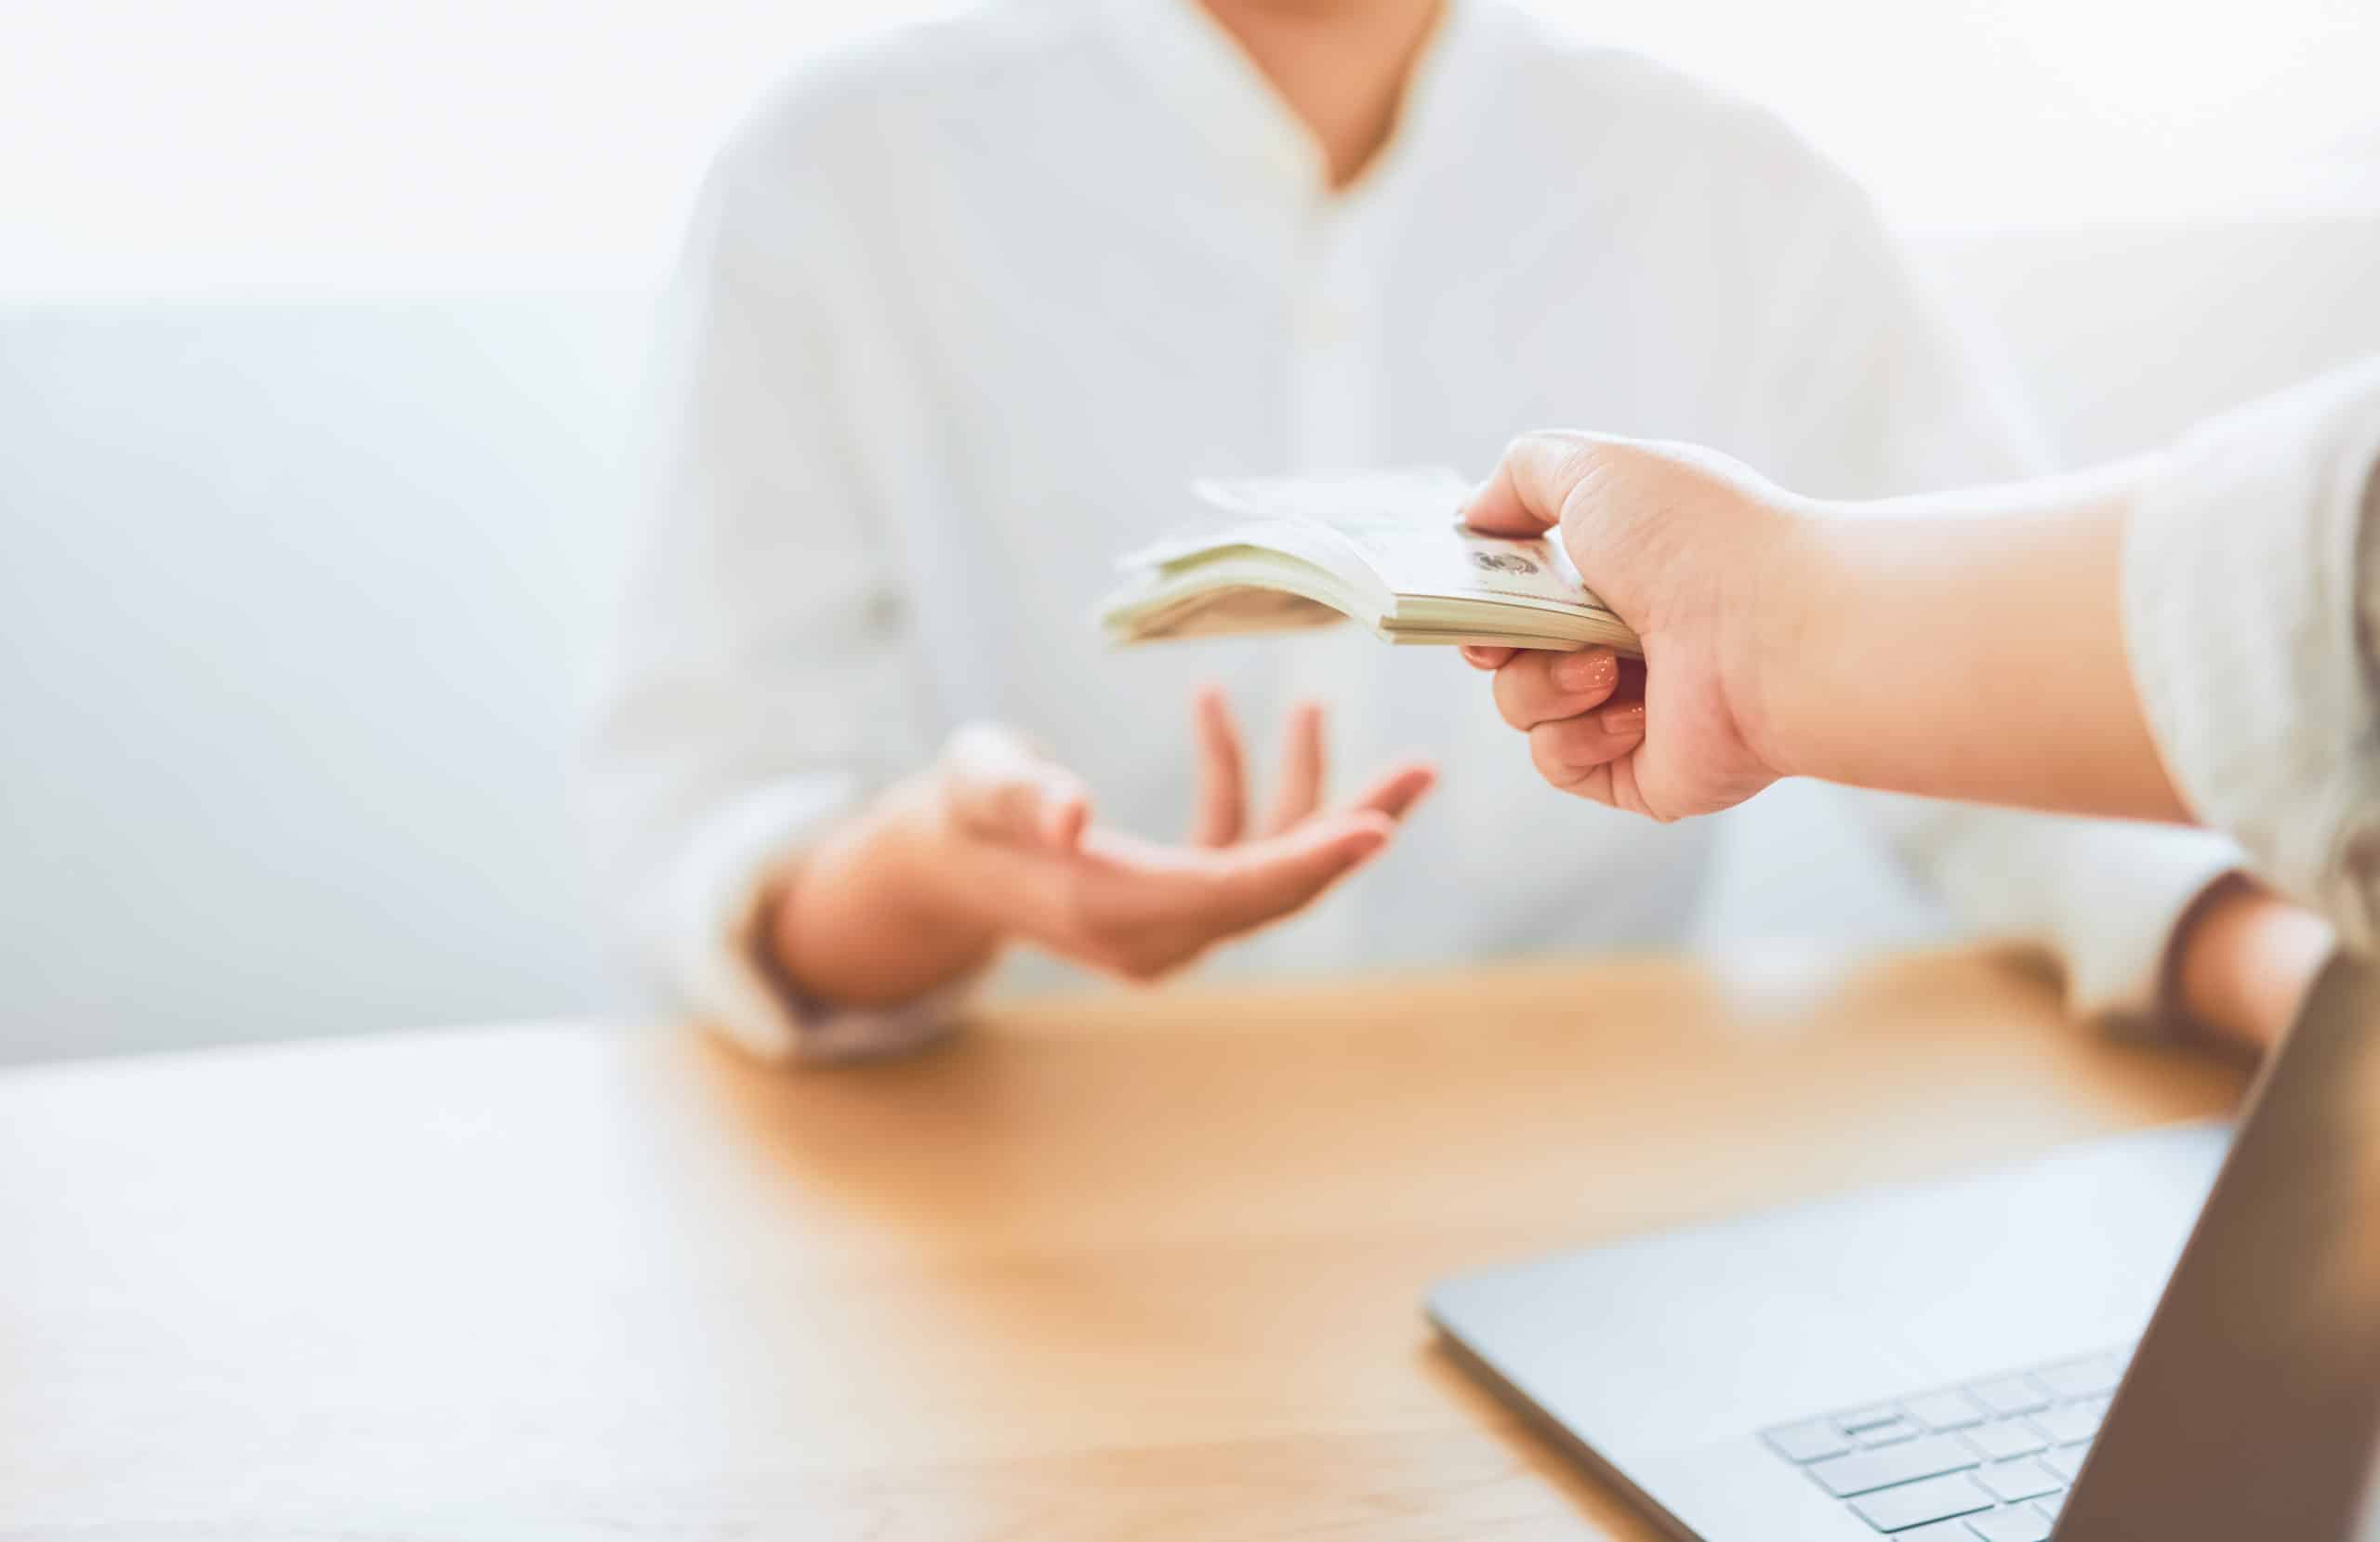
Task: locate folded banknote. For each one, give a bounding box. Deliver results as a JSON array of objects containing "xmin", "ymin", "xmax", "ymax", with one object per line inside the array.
[{"xmin": 1097, "ymin": 468, "xmax": 1639, "ymax": 654}]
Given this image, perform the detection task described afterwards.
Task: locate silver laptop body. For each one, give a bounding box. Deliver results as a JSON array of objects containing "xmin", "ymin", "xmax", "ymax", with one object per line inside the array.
[{"xmin": 1431, "ymin": 956, "xmax": 2380, "ymax": 1540}]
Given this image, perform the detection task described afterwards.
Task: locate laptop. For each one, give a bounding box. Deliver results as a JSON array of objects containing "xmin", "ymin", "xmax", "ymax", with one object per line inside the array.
[{"xmin": 1431, "ymin": 954, "xmax": 2380, "ymax": 1539}]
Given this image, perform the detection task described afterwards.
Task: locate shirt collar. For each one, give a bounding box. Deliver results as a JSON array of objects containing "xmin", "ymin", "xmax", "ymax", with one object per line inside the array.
[{"xmin": 1082, "ymin": 0, "xmax": 1497, "ymax": 208}]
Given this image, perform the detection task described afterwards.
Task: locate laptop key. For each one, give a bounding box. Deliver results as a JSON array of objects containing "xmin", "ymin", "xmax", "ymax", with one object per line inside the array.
[
  {"xmin": 1838, "ymin": 1404, "xmax": 1904, "ymax": 1433},
  {"xmin": 1962, "ymin": 1418, "xmax": 2047, "ymax": 1460},
  {"xmin": 1858, "ymin": 1417, "xmax": 1924, "ymax": 1447},
  {"xmin": 1904, "ymin": 1390, "xmax": 1987, "ymax": 1430},
  {"xmin": 1974, "ymin": 1457, "xmax": 2062, "ymax": 1503},
  {"xmin": 2040, "ymin": 1445, "xmax": 2088, "ymax": 1483},
  {"xmin": 2034, "ymin": 1354, "xmax": 2123, "ymax": 1401},
  {"xmin": 1965, "ymin": 1375, "xmax": 2051, "ymax": 1417},
  {"xmin": 1765, "ymin": 1419, "xmax": 1852, "ymax": 1463},
  {"xmin": 1895, "ymin": 1524, "xmax": 1980, "ymax": 1541},
  {"xmin": 1848, "ymin": 1472, "xmax": 1995, "ymax": 1532},
  {"xmin": 2029, "ymin": 1397, "xmax": 2106, "ymax": 1445},
  {"xmin": 1809, "ymin": 1434, "xmax": 1981, "ymax": 1496},
  {"xmin": 1965, "ymin": 1505, "xmax": 2054, "ymax": 1542}
]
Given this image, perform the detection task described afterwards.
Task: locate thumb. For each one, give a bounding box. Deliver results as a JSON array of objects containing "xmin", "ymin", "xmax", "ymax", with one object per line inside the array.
[
  {"xmin": 1461, "ymin": 430, "xmax": 1613, "ymax": 538},
  {"xmin": 942, "ymin": 722, "xmax": 1091, "ymax": 850}
]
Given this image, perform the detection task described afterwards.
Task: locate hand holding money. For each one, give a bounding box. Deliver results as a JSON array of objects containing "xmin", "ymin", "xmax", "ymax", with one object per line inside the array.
[
  {"xmin": 1091, "ymin": 454, "xmax": 1778, "ymax": 824},
  {"xmin": 1465, "ymin": 417, "xmax": 2241, "ymax": 831},
  {"xmin": 1458, "ymin": 432, "xmax": 1805, "ymax": 822}
]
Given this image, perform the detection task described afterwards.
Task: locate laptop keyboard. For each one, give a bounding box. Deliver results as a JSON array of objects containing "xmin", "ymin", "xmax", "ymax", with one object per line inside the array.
[{"xmin": 1761, "ymin": 1348, "xmax": 2126, "ymax": 1536}]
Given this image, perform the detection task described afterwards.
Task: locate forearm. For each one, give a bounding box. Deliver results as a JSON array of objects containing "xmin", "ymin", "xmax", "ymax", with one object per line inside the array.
[
  {"xmin": 1767, "ymin": 468, "xmax": 2188, "ymax": 822},
  {"xmin": 762, "ymin": 781, "xmax": 1005, "ymax": 1009}
]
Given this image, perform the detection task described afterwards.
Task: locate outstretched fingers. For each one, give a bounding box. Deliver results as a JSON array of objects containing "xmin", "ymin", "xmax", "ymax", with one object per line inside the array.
[
  {"xmin": 1344, "ymin": 758, "xmax": 1437, "ymax": 822},
  {"xmin": 1188, "ymin": 685, "xmax": 1249, "ymax": 847},
  {"xmin": 1210, "ymin": 811, "xmax": 1395, "ymax": 932},
  {"xmin": 1263, "ymin": 699, "xmax": 1329, "ymax": 834}
]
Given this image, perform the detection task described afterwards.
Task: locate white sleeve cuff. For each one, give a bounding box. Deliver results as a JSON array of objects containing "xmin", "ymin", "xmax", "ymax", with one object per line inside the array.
[
  {"xmin": 1862, "ymin": 788, "xmax": 2242, "ymax": 1035},
  {"xmin": 663, "ymin": 779, "xmax": 978, "ymax": 1064},
  {"xmin": 2124, "ymin": 362, "xmax": 2380, "ymax": 954},
  {"xmin": 2051, "ymin": 824, "xmax": 2242, "ymax": 1035}
]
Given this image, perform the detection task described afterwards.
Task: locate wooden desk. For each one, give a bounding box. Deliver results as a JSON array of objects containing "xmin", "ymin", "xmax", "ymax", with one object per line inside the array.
[{"xmin": 1, "ymin": 950, "xmax": 2245, "ymax": 1540}]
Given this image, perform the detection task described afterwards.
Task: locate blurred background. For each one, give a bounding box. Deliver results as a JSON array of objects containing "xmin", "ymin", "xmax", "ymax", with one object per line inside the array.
[{"xmin": 6, "ymin": 0, "xmax": 2378, "ymax": 1065}]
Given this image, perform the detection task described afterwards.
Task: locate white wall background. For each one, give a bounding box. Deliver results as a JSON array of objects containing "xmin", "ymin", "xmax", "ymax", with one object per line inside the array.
[
  {"xmin": 1, "ymin": 298, "xmax": 645, "ymax": 1061},
  {"xmin": 4, "ymin": 0, "xmax": 2378, "ymax": 1064},
  {"xmin": 6, "ymin": 0, "xmax": 2377, "ymax": 295}
]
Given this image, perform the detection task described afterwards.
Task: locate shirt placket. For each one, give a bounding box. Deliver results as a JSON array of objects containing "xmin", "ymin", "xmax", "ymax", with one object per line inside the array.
[
  {"xmin": 1285, "ymin": 202, "xmax": 1383, "ymax": 474},
  {"xmin": 1277, "ymin": 199, "xmax": 1388, "ymax": 967}
]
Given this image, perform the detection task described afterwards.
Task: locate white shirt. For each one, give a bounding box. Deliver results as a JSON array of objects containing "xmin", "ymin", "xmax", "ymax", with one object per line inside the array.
[
  {"xmin": 2126, "ymin": 359, "xmax": 2380, "ymax": 952},
  {"xmin": 587, "ymin": 0, "xmax": 2240, "ymax": 1061}
]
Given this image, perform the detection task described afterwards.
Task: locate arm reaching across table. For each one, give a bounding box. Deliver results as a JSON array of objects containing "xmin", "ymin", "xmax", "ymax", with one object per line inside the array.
[{"xmin": 1457, "ymin": 362, "xmax": 2380, "ymax": 952}]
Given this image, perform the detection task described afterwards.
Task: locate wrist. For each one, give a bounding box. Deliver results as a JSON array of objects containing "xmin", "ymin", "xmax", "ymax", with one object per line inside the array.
[
  {"xmin": 766, "ymin": 777, "xmax": 1006, "ymax": 1008},
  {"xmin": 1737, "ymin": 497, "xmax": 1847, "ymax": 784},
  {"xmin": 840, "ymin": 774, "xmax": 1008, "ymax": 942},
  {"xmin": 876, "ymin": 775, "xmax": 1004, "ymax": 936}
]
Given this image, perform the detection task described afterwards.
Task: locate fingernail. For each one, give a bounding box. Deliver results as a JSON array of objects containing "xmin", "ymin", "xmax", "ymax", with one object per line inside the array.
[
  {"xmin": 1598, "ymin": 703, "xmax": 1646, "ymax": 733},
  {"xmin": 1554, "ymin": 650, "xmax": 1618, "ymax": 693}
]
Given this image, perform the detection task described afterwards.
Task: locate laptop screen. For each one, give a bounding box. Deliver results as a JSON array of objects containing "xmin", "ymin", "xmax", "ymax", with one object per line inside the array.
[{"xmin": 2056, "ymin": 955, "xmax": 2380, "ymax": 1539}]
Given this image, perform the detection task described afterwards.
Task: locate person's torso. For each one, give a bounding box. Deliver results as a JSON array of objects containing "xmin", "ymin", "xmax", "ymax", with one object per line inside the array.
[{"xmin": 772, "ymin": 0, "xmax": 1871, "ymax": 980}]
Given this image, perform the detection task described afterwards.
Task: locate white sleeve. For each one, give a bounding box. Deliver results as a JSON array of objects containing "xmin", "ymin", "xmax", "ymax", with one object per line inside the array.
[
  {"xmin": 2124, "ymin": 360, "xmax": 2380, "ymax": 955},
  {"xmin": 1750, "ymin": 157, "xmax": 2241, "ymax": 1029},
  {"xmin": 581, "ymin": 146, "xmax": 968, "ymax": 1063}
]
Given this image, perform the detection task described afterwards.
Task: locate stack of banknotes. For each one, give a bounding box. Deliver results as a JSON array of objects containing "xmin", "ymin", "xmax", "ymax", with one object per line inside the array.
[{"xmin": 1096, "ymin": 468, "xmax": 1640, "ymax": 654}]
